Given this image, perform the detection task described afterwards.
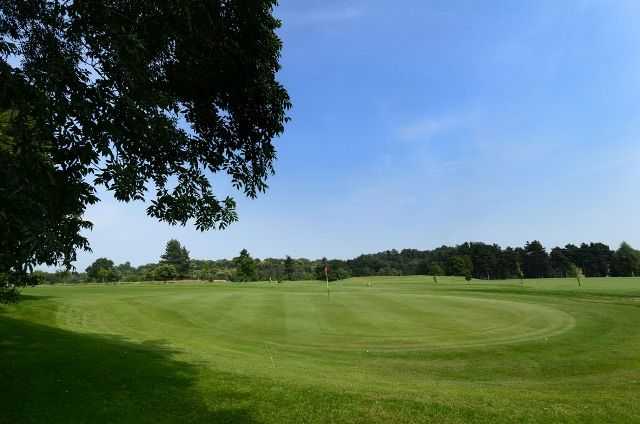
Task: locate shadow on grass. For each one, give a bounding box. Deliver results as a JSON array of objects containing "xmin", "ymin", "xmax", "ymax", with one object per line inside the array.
[
  {"xmin": 0, "ymin": 315, "xmax": 257, "ymax": 424},
  {"xmin": 13, "ymin": 293, "xmax": 57, "ymax": 303}
]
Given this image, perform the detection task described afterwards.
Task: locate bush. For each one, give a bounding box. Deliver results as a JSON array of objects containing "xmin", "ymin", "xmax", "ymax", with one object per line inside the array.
[
  {"xmin": 144, "ymin": 268, "xmax": 157, "ymax": 281},
  {"xmin": 214, "ymin": 270, "xmax": 233, "ymax": 281},
  {"xmin": 0, "ymin": 286, "xmax": 20, "ymax": 304},
  {"xmin": 154, "ymin": 264, "xmax": 177, "ymax": 281}
]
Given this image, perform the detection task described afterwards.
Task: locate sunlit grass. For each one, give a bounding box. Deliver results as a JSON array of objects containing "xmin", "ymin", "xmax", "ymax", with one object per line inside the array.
[{"xmin": 3, "ymin": 276, "xmax": 640, "ymax": 423}]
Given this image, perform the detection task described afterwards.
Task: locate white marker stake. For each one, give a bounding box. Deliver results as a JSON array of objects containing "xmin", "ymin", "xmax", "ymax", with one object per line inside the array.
[{"xmin": 325, "ymin": 265, "xmax": 330, "ymax": 299}]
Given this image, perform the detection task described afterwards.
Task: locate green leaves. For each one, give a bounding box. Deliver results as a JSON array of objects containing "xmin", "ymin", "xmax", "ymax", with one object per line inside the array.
[
  {"xmin": 1, "ymin": 0, "xmax": 290, "ymax": 277},
  {"xmin": 233, "ymin": 248, "xmax": 257, "ymax": 282},
  {"xmin": 86, "ymin": 258, "xmax": 119, "ymax": 282}
]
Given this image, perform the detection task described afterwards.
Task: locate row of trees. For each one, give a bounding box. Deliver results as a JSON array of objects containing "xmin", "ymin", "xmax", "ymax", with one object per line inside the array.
[
  {"xmin": 32, "ymin": 240, "xmax": 640, "ymax": 285},
  {"xmin": 348, "ymin": 241, "xmax": 640, "ymax": 280},
  {"xmin": 67, "ymin": 240, "xmax": 351, "ymax": 284}
]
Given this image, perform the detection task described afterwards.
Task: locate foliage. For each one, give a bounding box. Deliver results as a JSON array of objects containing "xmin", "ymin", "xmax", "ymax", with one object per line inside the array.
[
  {"xmin": 610, "ymin": 242, "xmax": 640, "ymax": 277},
  {"xmin": 562, "ymin": 243, "xmax": 613, "ymax": 277},
  {"xmin": 115, "ymin": 262, "xmax": 136, "ymax": 282},
  {"xmin": 459, "ymin": 242, "xmax": 499, "ymax": 279},
  {"xmin": 161, "ymin": 239, "xmax": 191, "ymax": 277},
  {"xmin": 284, "ymin": 256, "xmax": 295, "ymax": 281},
  {"xmin": 0, "ymin": 285, "xmax": 20, "ymax": 304},
  {"xmin": 85, "ymin": 258, "xmax": 119, "ymax": 282},
  {"xmin": 427, "ymin": 262, "xmax": 444, "ymax": 276},
  {"xmin": 550, "ymin": 247, "xmax": 574, "ymax": 277},
  {"xmin": 0, "ymin": 0, "xmax": 290, "ymax": 283},
  {"xmin": 233, "ymin": 249, "xmax": 257, "ymax": 282},
  {"xmin": 29, "ymin": 271, "xmax": 47, "ymax": 286},
  {"xmin": 522, "ymin": 241, "xmax": 551, "ymax": 278},
  {"xmin": 154, "ymin": 264, "xmax": 177, "ymax": 282},
  {"xmin": 143, "ymin": 266, "xmax": 158, "ymax": 281},
  {"xmin": 213, "ymin": 269, "xmax": 234, "ymax": 281},
  {"xmin": 0, "ymin": 102, "xmax": 95, "ymax": 286},
  {"xmin": 315, "ymin": 258, "xmax": 351, "ymax": 282},
  {"xmin": 27, "ymin": 240, "xmax": 640, "ymax": 284},
  {"xmin": 447, "ymin": 255, "xmax": 473, "ymax": 279}
]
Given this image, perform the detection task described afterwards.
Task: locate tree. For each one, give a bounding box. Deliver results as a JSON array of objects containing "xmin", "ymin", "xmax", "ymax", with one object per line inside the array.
[
  {"xmin": 314, "ymin": 258, "xmax": 351, "ymax": 282},
  {"xmin": 583, "ymin": 243, "xmax": 613, "ymax": 277},
  {"xmin": 447, "ymin": 255, "xmax": 473, "ymax": 279},
  {"xmin": 115, "ymin": 262, "xmax": 136, "ymax": 282},
  {"xmin": 497, "ymin": 247, "xmax": 521, "ymax": 279},
  {"xmin": 199, "ymin": 262, "xmax": 213, "ymax": 282},
  {"xmin": 214, "ymin": 269, "xmax": 234, "ymax": 281},
  {"xmin": 85, "ymin": 258, "xmax": 118, "ymax": 283},
  {"xmin": 144, "ymin": 267, "xmax": 158, "ymax": 281},
  {"xmin": 611, "ymin": 242, "xmax": 640, "ymax": 277},
  {"xmin": 428, "ymin": 262, "xmax": 443, "ymax": 284},
  {"xmin": 550, "ymin": 247, "xmax": 573, "ymax": 278},
  {"xmin": 97, "ymin": 269, "xmax": 111, "ymax": 284},
  {"xmin": 160, "ymin": 240, "xmax": 190, "ymax": 277},
  {"xmin": 154, "ymin": 264, "xmax": 177, "ymax": 282},
  {"xmin": 53, "ymin": 270, "xmax": 70, "ymax": 284},
  {"xmin": 0, "ymin": 1, "xmax": 291, "ymax": 285},
  {"xmin": 463, "ymin": 242, "xmax": 499, "ymax": 280},
  {"xmin": 329, "ymin": 259, "xmax": 352, "ymax": 281},
  {"xmin": 29, "ymin": 271, "xmax": 47, "ymax": 286},
  {"xmin": 0, "ymin": 284, "xmax": 20, "ymax": 304},
  {"xmin": 284, "ymin": 256, "xmax": 295, "ymax": 281},
  {"xmin": 428, "ymin": 262, "xmax": 444, "ymax": 277},
  {"xmin": 233, "ymin": 249, "xmax": 257, "ymax": 282},
  {"xmin": 522, "ymin": 241, "xmax": 551, "ymax": 279}
]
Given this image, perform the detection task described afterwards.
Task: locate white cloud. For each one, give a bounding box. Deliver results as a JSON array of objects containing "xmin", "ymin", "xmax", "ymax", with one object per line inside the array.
[{"xmin": 397, "ymin": 116, "xmax": 461, "ymax": 142}]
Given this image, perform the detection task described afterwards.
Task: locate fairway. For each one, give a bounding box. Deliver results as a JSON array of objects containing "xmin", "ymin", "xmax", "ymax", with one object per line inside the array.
[{"xmin": 3, "ymin": 277, "xmax": 640, "ymax": 423}]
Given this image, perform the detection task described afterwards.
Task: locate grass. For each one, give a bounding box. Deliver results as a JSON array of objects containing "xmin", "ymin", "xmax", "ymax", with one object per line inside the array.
[{"xmin": 2, "ymin": 276, "xmax": 640, "ymax": 423}]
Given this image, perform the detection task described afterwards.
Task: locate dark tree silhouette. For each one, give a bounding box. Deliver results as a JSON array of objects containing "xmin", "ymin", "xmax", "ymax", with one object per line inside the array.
[
  {"xmin": 522, "ymin": 241, "xmax": 551, "ymax": 279},
  {"xmin": 611, "ymin": 242, "xmax": 640, "ymax": 277}
]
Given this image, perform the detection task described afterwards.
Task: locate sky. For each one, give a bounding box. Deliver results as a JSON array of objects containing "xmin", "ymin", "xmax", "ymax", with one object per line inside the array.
[{"xmin": 73, "ymin": 0, "xmax": 640, "ymax": 269}]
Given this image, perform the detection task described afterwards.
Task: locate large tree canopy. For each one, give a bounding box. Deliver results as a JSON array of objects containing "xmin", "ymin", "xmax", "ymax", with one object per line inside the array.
[{"xmin": 0, "ymin": 0, "xmax": 290, "ymax": 282}]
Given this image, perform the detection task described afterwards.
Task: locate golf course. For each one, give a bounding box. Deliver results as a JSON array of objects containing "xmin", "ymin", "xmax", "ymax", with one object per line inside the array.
[{"xmin": 3, "ymin": 276, "xmax": 640, "ymax": 423}]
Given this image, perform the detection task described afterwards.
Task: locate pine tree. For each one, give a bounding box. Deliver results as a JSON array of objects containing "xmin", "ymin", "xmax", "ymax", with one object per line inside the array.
[{"xmin": 160, "ymin": 240, "xmax": 190, "ymax": 277}]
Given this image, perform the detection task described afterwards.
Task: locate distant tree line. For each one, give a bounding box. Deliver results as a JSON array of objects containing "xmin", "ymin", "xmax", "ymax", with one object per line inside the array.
[
  {"xmin": 28, "ymin": 240, "xmax": 640, "ymax": 285},
  {"xmin": 346, "ymin": 241, "xmax": 640, "ymax": 280}
]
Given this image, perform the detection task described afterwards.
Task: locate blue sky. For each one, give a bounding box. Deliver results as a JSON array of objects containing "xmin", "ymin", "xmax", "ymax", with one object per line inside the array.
[{"xmin": 75, "ymin": 0, "xmax": 640, "ymax": 269}]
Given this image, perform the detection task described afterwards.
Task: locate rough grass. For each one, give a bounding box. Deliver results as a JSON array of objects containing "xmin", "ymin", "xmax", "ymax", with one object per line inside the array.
[{"xmin": 2, "ymin": 276, "xmax": 640, "ymax": 423}]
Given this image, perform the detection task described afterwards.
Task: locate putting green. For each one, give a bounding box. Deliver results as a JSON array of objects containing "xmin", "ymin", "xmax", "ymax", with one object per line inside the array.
[{"xmin": 51, "ymin": 288, "xmax": 574, "ymax": 354}]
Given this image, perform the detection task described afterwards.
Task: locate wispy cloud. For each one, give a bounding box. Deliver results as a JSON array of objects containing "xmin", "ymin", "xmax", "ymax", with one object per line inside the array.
[
  {"xmin": 279, "ymin": 6, "xmax": 364, "ymax": 27},
  {"xmin": 397, "ymin": 116, "xmax": 461, "ymax": 142}
]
